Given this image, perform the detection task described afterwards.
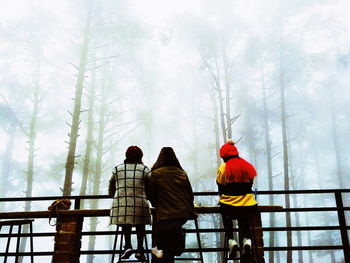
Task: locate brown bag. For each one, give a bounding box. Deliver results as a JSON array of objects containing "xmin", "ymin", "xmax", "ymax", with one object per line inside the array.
[
  {"xmin": 48, "ymin": 199, "xmax": 71, "ymax": 226},
  {"xmin": 48, "ymin": 199, "xmax": 71, "ymax": 211}
]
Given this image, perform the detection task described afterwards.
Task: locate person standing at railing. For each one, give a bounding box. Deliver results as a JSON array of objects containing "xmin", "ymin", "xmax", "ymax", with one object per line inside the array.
[
  {"xmin": 149, "ymin": 147, "xmax": 195, "ymax": 263},
  {"xmin": 216, "ymin": 139, "xmax": 258, "ymax": 260},
  {"xmin": 108, "ymin": 145, "xmax": 151, "ymax": 261}
]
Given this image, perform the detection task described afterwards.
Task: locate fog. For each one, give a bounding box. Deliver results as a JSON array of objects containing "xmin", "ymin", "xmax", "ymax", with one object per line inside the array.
[{"xmin": 1, "ymin": 0, "xmax": 350, "ymax": 262}]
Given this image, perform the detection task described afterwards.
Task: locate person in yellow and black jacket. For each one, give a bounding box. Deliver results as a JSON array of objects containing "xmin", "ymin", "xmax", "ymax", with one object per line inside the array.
[{"xmin": 217, "ymin": 139, "xmax": 258, "ymax": 259}]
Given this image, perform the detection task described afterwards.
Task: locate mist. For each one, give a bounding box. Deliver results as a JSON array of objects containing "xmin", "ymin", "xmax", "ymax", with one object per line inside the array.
[{"xmin": 1, "ymin": 0, "xmax": 350, "ymax": 262}]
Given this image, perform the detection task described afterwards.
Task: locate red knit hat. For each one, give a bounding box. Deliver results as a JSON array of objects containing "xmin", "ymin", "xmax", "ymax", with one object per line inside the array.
[
  {"xmin": 219, "ymin": 143, "xmax": 256, "ymax": 183},
  {"xmin": 220, "ymin": 143, "xmax": 239, "ymax": 158}
]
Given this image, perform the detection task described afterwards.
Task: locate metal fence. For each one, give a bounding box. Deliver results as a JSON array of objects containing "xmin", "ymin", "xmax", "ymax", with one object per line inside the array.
[{"xmin": 0, "ymin": 189, "xmax": 349, "ymax": 262}]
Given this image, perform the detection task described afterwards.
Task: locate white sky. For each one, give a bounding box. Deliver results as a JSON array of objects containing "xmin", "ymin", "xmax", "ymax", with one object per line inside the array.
[{"xmin": 1, "ymin": 0, "xmax": 350, "ymax": 189}]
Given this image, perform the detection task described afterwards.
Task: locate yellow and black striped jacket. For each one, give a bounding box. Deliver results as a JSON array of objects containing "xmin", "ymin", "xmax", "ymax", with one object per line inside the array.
[{"xmin": 216, "ymin": 163, "xmax": 257, "ymax": 207}]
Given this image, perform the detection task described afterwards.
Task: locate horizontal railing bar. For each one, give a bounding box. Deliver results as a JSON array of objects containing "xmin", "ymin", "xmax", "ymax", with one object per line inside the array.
[
  {"xmin": 264, "ymin": 245, "xmax": 344, "ymax": 251},
  {"xmin": 0, "ymin": 243, "xmax": 347, "ymax": 255},
  {"xmin": 281, "ymin": 207, "xmax": 350, "ymax": 212},
  {"xmin": 170, "ymin": 259, "xmax": 202, "ymax": 261},
  {"xmin": 1, "ymin": 225, "xmax": 348, "ymax": 240},
  {"xmin": 0, "ymin": 195, "xmax": 110, "ymax": 202},
  {"xmin": 0, "ymin": 244, "xmax": 345, "ymax": 257},
  {"xmin": 0, "ymin": 232, "xmax": 56, "ymax": 238},
  {"xmin": 194, "ymin": 189, "xmax": 350, "ymax": 196},
  {"xmin": 79, "ymin": 245, "xmax": 346, "ymax": 254},
  {"xmin": 262, "ymin": 226, "xmax": 350, "ymax": 231},
  {"xmin": 0, "ymin": 206, "xmax": 283, "ymax": 219},
  {"xmin": 1, "ymin": 206, "xmax": 347, "ymax": 219},
  {"xmin": 2, "ymin": 206, "xmax": 350, "ymax": 220},
  {"xmin": 255, "ymin": 189, "xmax": 350, "ymax": 194},
  {"xmin": 0, "ymin": 188, "xmax": 349, "ymax": 202},
  {"xmin": 0, "ymin": 252, "xmax": 53, "ymax": 256}
]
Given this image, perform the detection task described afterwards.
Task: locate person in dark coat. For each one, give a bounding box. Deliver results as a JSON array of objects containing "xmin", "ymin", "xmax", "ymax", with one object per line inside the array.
[
  {"xmin": 109, "ymin": 146, "xmax": 151, "ymax": 261},
  {"xmin": 216, "ymin": 140, "xmax": 258, "ymax": 259},
  {"xmin": 149, "ymin": 147, "xmax": 195, "ymax": 263}
]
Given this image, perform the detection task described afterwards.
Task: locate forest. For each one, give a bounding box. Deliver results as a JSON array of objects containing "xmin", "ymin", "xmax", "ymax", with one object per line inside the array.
[{"xmin": 0, "ymin": 0, "xmax": 349, "ymax": 262}]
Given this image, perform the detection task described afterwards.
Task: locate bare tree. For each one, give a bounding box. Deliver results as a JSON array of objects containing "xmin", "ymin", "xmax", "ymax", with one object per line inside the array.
[
  {"xmin": 304, "ymin": 214, "xmax": 314, "ymax": 263},
  {"xmin": 198, "ymin": 43, "xmax": 238, "ymax": 145},
  {"xmin": 223, "ymin": 46, "xmax": 233, "ymax": 139},
  {"xmin": 279, "ymin": 35, "xmax": 292, "ymax": 263},
  {"xmin": 329, "ymin": 89, "xmax": 345, "ymax": 188},
  {"xmin": 63, "ymin": 7, "xmax": 93, "ymax": 196},
  {"xmin": 209, "ymin": 89, "xmax": 222, "ymax": 169},
  {"xmin": 18, "ymin": 42, "xmax": 43, "ymax": 263},
  {"xmin": 79, "ymin": 49, "xmax": 97, "ymax": 207},
  {"xmin": 87, "ymin": 66, "xmax": 112, "ymax": 263},
  {"xmin": 0, "ymin": 101, "xmax": 19, "ymax": 209},
  {"xmin": 291, "ymin": 169, "xmax": 303, "ymax": 263},
  {"xmin": 259, "ymin": 63, "xmax": 276, "ymax": 263}
]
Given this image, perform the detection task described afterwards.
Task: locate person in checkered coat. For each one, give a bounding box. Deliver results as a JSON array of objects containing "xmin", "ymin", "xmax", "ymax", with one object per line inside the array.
[{"xmin": 109, "ymin": 146, "xmax": 151, "ymax": 261}]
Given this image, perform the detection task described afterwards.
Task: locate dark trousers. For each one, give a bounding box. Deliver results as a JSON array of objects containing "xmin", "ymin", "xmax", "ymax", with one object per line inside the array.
[
  {"xmin": 121, "ymin": 224, "xmax": 145, "ymax": 250},
  {"xmin": 220, "ymin": 203, "xmax": 257, "ymax": 241},
  {"xmin": 153, "ymin": 218, "xmax": 186, "ymax": 263},
  {"xmin": 222, "ymin": 216, "xmax": 251, "ymax": 240}
]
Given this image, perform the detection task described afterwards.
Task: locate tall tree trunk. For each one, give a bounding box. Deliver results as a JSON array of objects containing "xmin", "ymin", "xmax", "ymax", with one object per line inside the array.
[
  {"xmin": 144, "ymin": 86, "xmax": 154, "ymax": 163},
  {"xmin": 211, "ymin": 214, "xmax": 223, "ymax": 263},
  {"xmin": 330, "ymin": 90, "xmax": 344, "ymax": 188},
  {"xmin": 63, "ymin": 10, "xmax": 92, "ymax": 196},
  {"xmin": 19, "ymin": 59, "xmax": 41, "ymax": 262},
  {"xmin": 199, "ymin": 49, "xmax": 227, "ymax": 143},
  {"xmin": 209, "ymin": 89, "xmax": 223, "ymax": 263},
  {"xmin": 210, "ymin": 90, "xmax": 221, "ymax": 169},
  {"xmin": 276, "ymin": 230, "xmax": 281, "ymax": 263},
  {"xmin": 190, "ymin": 103, "xmax": 199, "ymax": 176},
  {"xmin": 305, "ymin": 215, "xmax": 314, "ymax": 263},
  {"xmin": 238, "ymin": 83, "xmax": 258, "ymax": 187},
  {"xmin": 312, "ymin": 137, "xmax": 323, "ymax": 189},
  {"xmin": 223, "ymin": 49, "xmax": 232, "ymax": 139},
  {"xmin": 311, "ymin": 145, "xmax": 334, "ymax": 261},
  {"xmin": 315, "ymin": 147, "xmax": 335, "ymax": 261},
  {"xmin": 200, "ymin": 50, "xmax": 227, "ymax": 143},
  {"xmin": 215, "ymin": 81, "xmax": 227, "ymax": 143},
  {"xmin": 0, "ymin": 131, "xmax": 15, "ymax": 210},
  {"xmin": 87, "ymin": 72, "xmax": 108, "ymax": 263},
  {"xmin": 260, "ymin": 65, "xmax": 275, "ymax": 263},
  {"xmin": 146, "ymin": 108, "xmax": 153, "ymax": 163},
  {"xmin": 24, "ymin": 54, "xmax": 41, "ymax": 213},
  {"xmin": 79, "ymin": 50, "xmax": 96, "ymax": 207},
  {"xmin": 291, "ymin": 178, "xmax": 303, "ymax": 263},
  {"xmin": 207, "ymin": 87, "xmax": 224, "ymax": 263},
  {"xmin": 279, "ymin": 33, "xmax": 292, "ymax": 263}
]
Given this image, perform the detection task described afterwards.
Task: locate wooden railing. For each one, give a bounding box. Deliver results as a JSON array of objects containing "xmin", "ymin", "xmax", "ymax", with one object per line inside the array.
[{"xmin": 0, "ymin": 189, "xmax": 349, "ymax": 262}]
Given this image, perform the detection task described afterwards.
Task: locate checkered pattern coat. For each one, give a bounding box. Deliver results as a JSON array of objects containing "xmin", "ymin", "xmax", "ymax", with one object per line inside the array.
[{"xmin": 109, "ymin": 163, "xmax": 151, "ymax": 225}]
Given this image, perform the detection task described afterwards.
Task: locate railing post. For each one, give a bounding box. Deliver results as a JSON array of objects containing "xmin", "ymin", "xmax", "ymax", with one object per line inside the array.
[
  {"xmin": 250, "ymin": 211, "xmax": 265, "ymax": 263},
  {"xmin": 74, "ymin": 197, "xmax": 81, "ymax": 210},
  {"xmin": 53, "ymin": 213, "xmax": 83, "ymax": 263},
  {"xmin": 193, "ymin": 218, "xmax": 204, "ymax": 263},
  {"xmin": 334, "ymin": 191, "xmax": 350, "ymax": 262}
]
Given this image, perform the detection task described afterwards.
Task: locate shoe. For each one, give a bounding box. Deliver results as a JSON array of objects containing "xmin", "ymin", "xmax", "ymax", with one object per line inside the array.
[
  {"xmin": 120, "ymin": 247, "xmax": 133, "ymax": 259},
  {"xmin": 151, "ymin": 246, "xmax": 164, "ymax": 259},
  {"xmin": 242, "ymin": 238, "xmax": 252, "ymax": 255},
  {"xmin": 135, "ymin": 250, "xmax": 146, "ymax": 261},
  {"xmin": 228, "ymin": 239, "xmax": 239, "ymax": 259}
]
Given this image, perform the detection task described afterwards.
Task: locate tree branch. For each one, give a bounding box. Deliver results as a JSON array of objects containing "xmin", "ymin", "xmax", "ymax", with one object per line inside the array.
[{"xmin": 0, "ymin": 94, "xmax": 29, "ymax": 136}]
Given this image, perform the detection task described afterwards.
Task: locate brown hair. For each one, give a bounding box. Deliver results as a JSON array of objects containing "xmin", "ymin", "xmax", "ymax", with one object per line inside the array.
[{"xmin": 151, "ymin": 147, "xmax": 183, "ymax": 171}]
